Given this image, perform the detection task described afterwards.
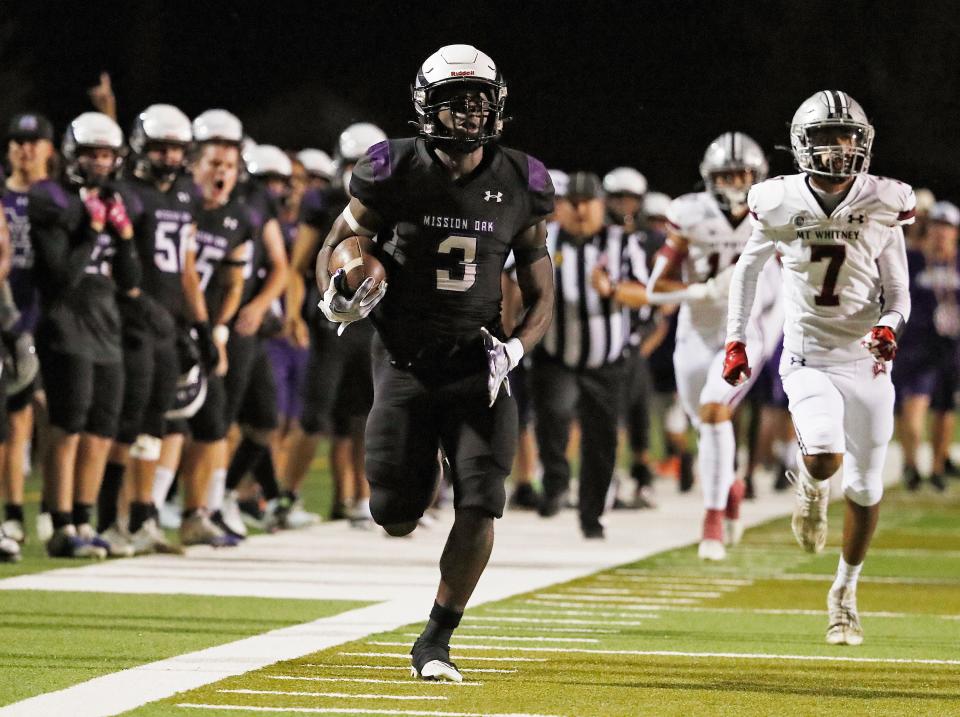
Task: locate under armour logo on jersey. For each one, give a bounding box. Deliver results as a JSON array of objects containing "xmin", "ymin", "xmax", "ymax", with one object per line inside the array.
[
  {"xmin": 873, "ymin": 360, "xmax": 887, "ymax": 377},
  {"xmin": 484, "ymin": 191, "xmax": 503, "ymax": 203},
  {"xmin": 177, "ymin": 191, "xmax": 191, "ymax": 204},
  {"xmin": 223, "ymin": 216, "xmax": 238, "ymax": 230},
  {"xmin": 848, "ymin": 214, "xmax": 866, "ymax": 224}
]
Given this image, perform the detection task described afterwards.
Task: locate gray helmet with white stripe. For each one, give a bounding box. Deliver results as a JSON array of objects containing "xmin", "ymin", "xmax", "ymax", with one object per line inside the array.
[
  {"xmin": 699, "ymin": 132, "xmax": 767, "ymax": 212},
  {"xmin": 790, "ymin": 90, "xmax": 874, "ymax": 179}
]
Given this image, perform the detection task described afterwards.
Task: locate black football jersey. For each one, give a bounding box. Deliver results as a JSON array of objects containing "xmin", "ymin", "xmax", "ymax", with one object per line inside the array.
[
  {"xmin": 27, "ymin": 180, "xmax": 141, "ymax": 362},
  {"xmin": 350, "ymin": 138, "xmax": 554, "ymax": 361},
  {"xmin": 195, "ymin": 195, "xmax": 257, "ymax": 320},
  {"xmin": 237, "ymin": 181, "xmax": 281, "ymax": 306},
  {"xmin": 120, "ymin": 174, "xmax": 203, "ymax": 321}
]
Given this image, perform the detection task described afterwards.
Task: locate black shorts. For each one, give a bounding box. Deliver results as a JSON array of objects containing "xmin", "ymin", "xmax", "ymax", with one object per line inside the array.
[
  {"xmin": 302, "ymin": 320, "xmax": 374, "ymax": 435},
  {"xmin": 7, "ymin": 379, "xmax": 34, "ymax": 414},
  {"xmin": 188, "ymin": 373, "xmax": 228, "ymax": 442},
  {"xmin": 116, "ymin": 322, "xmax": 179, "ymax": 443},
  {"xmin": 36, "ymin": 344, "xmax": 123, "ymax": 437},
  {"xmin": 364, "ymin": 336, "xmax": 518, "ymax": 525}
]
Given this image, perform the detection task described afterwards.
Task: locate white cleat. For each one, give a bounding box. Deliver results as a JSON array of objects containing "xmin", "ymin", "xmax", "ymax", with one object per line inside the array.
[
  {"xmin": 826, "ymin": 585, "xmax": 864, "ymax": 646},
  {"xmin": 221, "ymin": 491, "xmax": 249, "ymax": 538},
  {"xmin": 698, "ymin": 538, "xmax": 726, "ymax": 561},
  {"xmin": 1, "ymin": 519, "xmax": 25, "ymax": 544},
  {"xmin": 724, "ymin": 518, "xmax": 744, "ymax": 547},
  {"xmin": 0, "ymin": 527, "xmax": 21, "ymax": 562},
  {"xmin": 787, "ymin": 470, "xmax": 830, "ymax": 553},
  {"xmin": 86, "ymin": 523, "xmax": 136, "ymax": 558},
  {"xmin": 130, "ymin": 518, "xmax": 183, "ymax": 555},
  {"xmin": 158, "ymin": 501, "xmax": 183, "ymax": 530},
  {"xmin": 411, "ymin": 660, "xmax": 464, "ymax": 683},
  {"xmin": 36, "ymin": 512, "xmax": 54, "ymax": 543}
]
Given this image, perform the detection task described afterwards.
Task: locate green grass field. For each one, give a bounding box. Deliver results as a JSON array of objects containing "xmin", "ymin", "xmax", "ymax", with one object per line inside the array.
[{"xmin": 126, "ymin": 487, "xmax": 960, "ymax": 717}]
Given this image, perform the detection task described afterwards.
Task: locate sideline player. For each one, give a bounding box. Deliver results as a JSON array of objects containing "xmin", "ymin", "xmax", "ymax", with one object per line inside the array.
[
  {"xmin": 646, "ymin": 132, "xmax": 782, "ymax": 560},
  {"xmin": 316, "ymin": 45, "xmax": 554, "ymax": 681},
  {"xmin": 724, "ymin": 90, "xmax": 914, "ymax": 645}
]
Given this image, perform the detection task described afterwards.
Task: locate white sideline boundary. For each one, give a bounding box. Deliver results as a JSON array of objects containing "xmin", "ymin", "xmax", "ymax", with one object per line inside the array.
[{"xmin": 0, "ymin": 455, "xmax": 909, "ymax": 717}]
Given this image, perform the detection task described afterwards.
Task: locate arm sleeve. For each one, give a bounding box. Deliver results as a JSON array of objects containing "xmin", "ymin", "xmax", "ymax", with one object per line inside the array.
[
  {"xmin": 876, "ymin": 226, "xmax": 911, "ymax": 335},
  {"xmin": 725, "ymin": 226, "xmax": 777, "ymax": 343},
  {"xmin": 111, "ymin": 237, "xmax": 142, "ymax": 292}
]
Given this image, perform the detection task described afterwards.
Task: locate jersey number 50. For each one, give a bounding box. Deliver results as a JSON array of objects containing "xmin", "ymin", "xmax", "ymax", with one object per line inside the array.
[{"xmin": 436, "ymin": 235, "xmax": 478, "ymax": 292}]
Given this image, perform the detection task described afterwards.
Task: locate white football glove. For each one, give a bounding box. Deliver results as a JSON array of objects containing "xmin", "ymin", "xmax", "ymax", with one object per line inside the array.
[
  {"xmin": 318, "ymin": 271, "xmax": 387, "ymax": 336},
  {"xmin": 480, "ymin": 327, "xmax": 524, "ymax": 408}
]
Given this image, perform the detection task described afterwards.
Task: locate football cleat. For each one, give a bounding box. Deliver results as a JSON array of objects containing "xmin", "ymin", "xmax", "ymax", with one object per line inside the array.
[
  {"xmin": 698, "ymin": 539, "xmax": 726, "ymax": 561},
  {"xmin": 902, "ymin": 466, "xmax": 922, "ymax": 492},
  {"xmin": 0, "ymin": 519, "xmax": 25, "ymax": 544},
  {"xmin": 158, "ymin": 501, "xmax": 183, "ymax": 530},
  {"xmin": 410, "ymin": 638, "xmax": 463, "ymax": 683},
  {"xmin": 787, "ymin": 470, "xmax": 830, "ymax": 553},
  {"xmin": 0, "ymin": 527, "xmax": 21, "ymax": 562},
  {"xmin": 47, "ymin": 525, "xmax": 107, "ymax": 559},
  {"xmin": 130, "ymin": 518, "xmax": 183, "ymax": 555},
  {"xmin": 180, "ymin": 510, "xmax": 239, "ymax": 547},
  {"xmin": 930, "ymin": 473, "xmax": 947, "ymax": 493},
  {"xmin": 826, "ymin": 585, "xmax": 864, "ymax": 646},
  {"xmin": 220, "ymin": 492, "xmax": 249, "ymax": 538},
  {"xmin": 508, "ymin": 482, "xmax": 539, "ymax": 510},
  {"xmin": 78, "ymin": 523, "xmax": 134, "ymax": 558},
  {"xmin": 36, "ymin": 511, "xmax": 54, "ymax": 543}
]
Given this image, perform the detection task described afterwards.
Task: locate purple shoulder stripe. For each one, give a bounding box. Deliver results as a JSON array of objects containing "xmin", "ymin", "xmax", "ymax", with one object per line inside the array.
[
  {"xmin": 367, "ymin": 140, "xmax": 392, "ymax": 182},
  {"xmin": 526, "ymin": 155, "xmax": 549, "ymax": 192},
  {"xmin": 40, "ymin": 180, "xmax": 70, "ymax": 209}
]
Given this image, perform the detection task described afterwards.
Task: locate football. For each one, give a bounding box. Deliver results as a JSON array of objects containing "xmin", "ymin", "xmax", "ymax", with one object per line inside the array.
[{"xmin": 328, "ymin": 235, "xmax": 386, "ymax": 298}]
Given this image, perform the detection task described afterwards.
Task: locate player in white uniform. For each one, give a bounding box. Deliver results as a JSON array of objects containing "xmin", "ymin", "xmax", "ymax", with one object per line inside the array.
[
  {"xmin": 724, "ymin": 91, "xmax": 913, "ymax": 646},
  {"xmin": 647, "ymin": 133, "xmax": 782, "ymax": 561}
]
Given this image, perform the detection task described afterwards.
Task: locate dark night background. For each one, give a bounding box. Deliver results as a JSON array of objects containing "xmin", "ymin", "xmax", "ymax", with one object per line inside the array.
[{"xmin": 1, "ymin": 0, "xmax": 958, "ymax": 199}]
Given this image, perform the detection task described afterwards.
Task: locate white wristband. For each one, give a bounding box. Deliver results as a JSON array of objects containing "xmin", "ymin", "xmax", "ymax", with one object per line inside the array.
[
  {"xmin": 505, "ymin": 338, "xmax": 525, "ymax": 370},
  {"xmin": 341, "ymin": 206, "xmax": 376, "ymax": 237},
  {"xmin": 212, "ymin": 324, "xmax": 230, "ymax": 344}
]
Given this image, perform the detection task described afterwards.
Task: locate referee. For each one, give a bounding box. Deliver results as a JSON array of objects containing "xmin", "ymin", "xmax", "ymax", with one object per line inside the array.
[{"xmin": 533, "ymin": 172, "xmax": 649, "ymax": 538}]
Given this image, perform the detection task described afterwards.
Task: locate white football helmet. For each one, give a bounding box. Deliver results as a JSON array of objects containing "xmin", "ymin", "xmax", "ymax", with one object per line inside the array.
[
  {"xmin": 790, "ymin": 91, "xmax": 874, "ymax": 179},
  {"xmin": 337, "ymin": 123, "xmax": 387, "ymax": 164},
  {"xmin": 412, "ymin": 44, "xmax": 507, "ymax": 150},
  {"xmin": 603, "ymin": 167, "xmax": 647, "ymax": 197},
  {"xmin": 297, "ymin": 148, "xmax": 336, "ymax": 180},
  {"xmin": 548, "ymin": 169, "xmax": 569, "ymax": 198},
  {"xmin": 61, "ymin": 111, "xmax": 124, "ymax": 186},
  {"xmin": 245, "ymin": 144, "xmax": 292, "ymax": 178},
  {"xmin": 129, "ymin": 104, "xmax": 192, "ymax": 183},
  {"xmin": 192, "ymin": 109, "xmax": 243, "ymax": 145},
  {"xmin": 643, "ymin": 191, "xmax": 672, "ymax": 219},
  {"xmin": 699, "ymin": 132, "xmax": 768, "ymax": 212}
]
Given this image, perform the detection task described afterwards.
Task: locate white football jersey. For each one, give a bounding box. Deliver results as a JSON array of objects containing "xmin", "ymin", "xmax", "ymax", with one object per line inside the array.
[
  {"xmin": 668, "ymin": 191, "xmax": 760, "ymax": 340},
  {"xmin": 728, "ymin": 173, "xmax": 914, "ymax": 362}
]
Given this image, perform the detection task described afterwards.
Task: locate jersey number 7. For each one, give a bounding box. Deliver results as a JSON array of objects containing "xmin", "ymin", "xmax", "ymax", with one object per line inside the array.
[{"xmin": 810, "ymin": 244, "xmax": 846, "ymax": 306}]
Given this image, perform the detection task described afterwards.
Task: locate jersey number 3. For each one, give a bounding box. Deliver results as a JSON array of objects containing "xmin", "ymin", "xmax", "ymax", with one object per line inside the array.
[
  {"xmin": 810, "ymin": 244, "xmax": 846, "ymax": 306},
  {"xmin": 436, "ymin": 235, "xmax": 478, "ymax": 292}
]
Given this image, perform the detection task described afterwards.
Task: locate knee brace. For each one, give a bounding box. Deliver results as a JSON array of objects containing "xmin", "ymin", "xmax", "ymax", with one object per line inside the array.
[{"xmin": 129, "ymin": 433, "xmax": 162, "ymax": 461}]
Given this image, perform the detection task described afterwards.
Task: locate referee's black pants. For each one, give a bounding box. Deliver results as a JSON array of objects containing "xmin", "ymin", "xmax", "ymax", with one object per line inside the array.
[{"xmin": 531, "ymin": 352, "xmax": 626, "ymax": 531}]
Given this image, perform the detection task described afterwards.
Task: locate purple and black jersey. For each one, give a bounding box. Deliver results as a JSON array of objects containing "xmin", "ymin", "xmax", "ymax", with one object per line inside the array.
[
  {"xmin": 1, "ymin": 187, "xmax": 39, "ymax": 333},
  {"xmin": 120, "ymin": 174, "xmax": 202, "ymax": 322},
  {"xmin": 237, "ymin": 181, "xmax": 282, "ymax": 308},
  {"xmin": 27, "ymin": 180, "xmax": 141, "ymax": 363},
  {"xmin": 349, "ymin": 137, "xmax": 554, "ymax": 365},
  {"xmin": 195, "ymin": 195, "xmax": 258, "ymax": 321}
]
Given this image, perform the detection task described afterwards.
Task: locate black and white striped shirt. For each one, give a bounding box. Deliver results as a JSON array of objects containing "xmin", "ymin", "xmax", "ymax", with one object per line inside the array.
[{"xmin": 541, "ymin": 222, "xmax": 649, "ymax": 369}]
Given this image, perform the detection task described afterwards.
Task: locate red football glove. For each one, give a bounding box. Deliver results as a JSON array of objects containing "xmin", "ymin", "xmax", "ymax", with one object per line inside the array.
[
  {"xmin": 106, "ymin": 194, "xmax": 133, "ymax": 238},
  {"xmin": 862, "ymin": 326, "xmax": 897, "ymax": 362},
  {"xmin": 722, "ymin": 341, "xmax": 751, "ymax": 386},
  {"xmin": 82, "ymin": 193, "xmax": 107, "ymax": 229}
]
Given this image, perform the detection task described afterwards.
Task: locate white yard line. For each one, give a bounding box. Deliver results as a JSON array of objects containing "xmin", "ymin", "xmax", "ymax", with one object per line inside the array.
[
  {"xmin": 301, "ymin": 664, "xmax": 516, "ymax": 674},
  {"xmin": 177, "ymin": 704, "xmax": 563, "ymax": 716},
  {"xmin": 458, "ymin": 624, "xmax": 620, "ymax": 634},
  {"xmin": 534, "ymin": 592, "xmax": 702, "ymax": 605},
  {"xmin": 559, "ymin": 587, "xmax": 725, "ymax": 598},
  {"xmin": 220, "ymin": 689, "xmax": 447, "ymax": 701},
  {"xmin": 342, "ymin": 652, "xmax": 546, "ymax": 663},
  {"xmin": 483, "ymin": 608, "xmax": 659, "ymax": 621},
  {"xmin": 398, "ymin": 634, "xmax": 601, "ymax": 643},
  {"xmin": 266, "ymin": 676, "xmax": 482, "ymax": 687},
  {"xmin": 608, "ymin": 572, "xmax": 753, "ymax": 586}
]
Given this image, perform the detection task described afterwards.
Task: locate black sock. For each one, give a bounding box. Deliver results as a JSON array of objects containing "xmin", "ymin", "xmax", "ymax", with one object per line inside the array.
[
  {"xmin": 4, "ymin": 504, "xmax": 24, "ymax": 522},
  {"xmin": 40, "ymin": 499, "xmax": 51, "ymax": 514},
  {"xmin": 97, "ymin": 461, "xmax": 126, "ymax": 532},
  {"xmin": 417, "ymin": 601, "xmax": 463, "ymax": 646},
  {"xmin": 631, "ymin": 463, "xmax": 652, "ymax": 487},
  {"xmin": 226, "ymin": 438, "xmax": 266, "ymax": 490},
  {"xmin": 72, "ymin": 502, "xmax": 93, "ymax": 527},
  {"xmin": 252, "ymin": 449, "xmax": 281, "ymax": 501},
  {"xmin": 129, "ymin": 502, "xmax": 154, "ymax": 534},
  {"xmin": 52, "ymin": 511, "xmax": 72, "ymax": 530}
]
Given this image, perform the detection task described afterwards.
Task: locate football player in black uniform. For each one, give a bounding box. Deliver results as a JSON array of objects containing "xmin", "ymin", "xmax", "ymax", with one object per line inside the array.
[
  {"xmin": 316, "ymin": 45, "xmax": 555, "ymax": 682},
  {"xmin": 180, "ymin": 112, "xmax": 263, "ymax": 545},
  {"xmin": 218, "ymin": 143, "xmax": 289, "ymax": 534},
  {"xmin": 286, "ymin": 122, "xmax": 386, "ymax": 527},
  {"xmin": 101, "ymin": 104, "xmax": 220, "ymax": 551},
  {"xmin": 30, "ymin": 112, "xmax": 142, "ymax": 558}
]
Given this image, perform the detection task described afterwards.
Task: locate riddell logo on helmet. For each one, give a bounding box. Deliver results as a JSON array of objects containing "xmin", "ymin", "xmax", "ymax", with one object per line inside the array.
[{"xmin": 450, "ymin": 71, "xmax": 475, "ymax": 77}]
